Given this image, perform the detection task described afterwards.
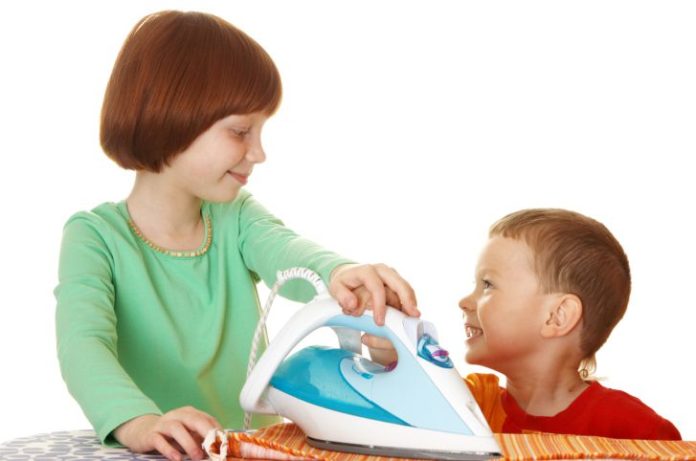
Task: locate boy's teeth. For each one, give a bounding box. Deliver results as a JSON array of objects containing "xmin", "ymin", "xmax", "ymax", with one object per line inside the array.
[{"xmin": 466, "ymin": 326, "xmax": 483, "ymax": 338}]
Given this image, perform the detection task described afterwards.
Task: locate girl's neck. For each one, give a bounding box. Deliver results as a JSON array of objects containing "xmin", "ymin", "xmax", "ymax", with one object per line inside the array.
[
  {"xmin": 126, "ymin": 172, "xmax": 204, "ymax": 249},
  {"xmin": 504, "ymin": 363, "xmax": 589, "ymax": 417}
]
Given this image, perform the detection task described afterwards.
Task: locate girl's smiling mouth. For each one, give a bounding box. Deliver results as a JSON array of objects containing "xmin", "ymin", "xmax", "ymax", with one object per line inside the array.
[{"xmin": 227, "ymin": 171, "xmax": 249, "ymax": 184}]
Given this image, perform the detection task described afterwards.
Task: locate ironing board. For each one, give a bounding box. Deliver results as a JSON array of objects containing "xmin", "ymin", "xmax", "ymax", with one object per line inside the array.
[
  {"xmin": 0, "ymin": 430, "xmax": 168, "ymax": 460},
  {"xmin": 2, "ymin": 425, "xmax": 695, "ymax": 460},
  {"xmin": 209, "ymin": 423, "xmax": 696, "ymax": 461}
]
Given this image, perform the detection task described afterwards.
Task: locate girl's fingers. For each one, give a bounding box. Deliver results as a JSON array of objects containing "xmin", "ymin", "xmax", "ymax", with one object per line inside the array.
[
  {"xmin": 351, "ymin": 286, "xmax": 372, "ymax": 310},
  {"xmin": 360, "ymin": 271, "xmax": 387, "ymax": 325},
  {"xmin": 166, "ymin": 421, "xmax": 204, "ymax": 461},
  {"xmin": 152, "ymin": 433, "xmax": 182, "ymax": 461},
  {"xmin": 181, "ymin": 407, "xmax": 222, "ymax": 438},
  {"xmin": 349, "ymin": 265, "xmax": 386, "ymax": 325},
  {"xmin": 361, "ymin": 333, "xmax": 398, "ymax": 365},
  {"xmin": 384, "ymin": 287, "xmax": 402, "ymax": 309},
  {"xmin": 361, "ymin": 333, "xmax": 393, "ymax": 350},
  {"xmin": 374, "ymin": 264, "xmax": 420, "ymax": 317},
  {"xmin": 140, "ymin": 407, "xmax": 221, "ymax": 461},
  {"xmin": 332, "ymin": 282, "xmax": 358, "ymax": 311},
  {"xmin": 329, "ymin": 264, "xmax": 419, "ymax": 325}
]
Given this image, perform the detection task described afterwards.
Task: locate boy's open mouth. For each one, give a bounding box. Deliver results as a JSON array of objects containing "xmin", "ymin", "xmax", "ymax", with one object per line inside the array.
[{"xmin": 465, "ymin": 325, "xmax": 483, "ymax": 339}]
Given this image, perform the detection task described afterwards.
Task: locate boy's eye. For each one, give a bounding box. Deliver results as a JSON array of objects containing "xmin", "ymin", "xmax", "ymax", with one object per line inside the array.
[{"xmin": 482, "ymin": 279, "xmax": 493, "ymax": 290}]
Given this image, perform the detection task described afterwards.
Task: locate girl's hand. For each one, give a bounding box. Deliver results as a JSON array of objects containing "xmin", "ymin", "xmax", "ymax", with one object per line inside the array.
[
  {"xmin": 113, "ymin": 407, "xmax": 222, "ymax": 461},
  {"xmin": 362, "ymin": 332, "xmax": 398, "ymax": 365},
  {"xmin": 329, "ymin": 263, "xmax": 420, "ymax": 325}
]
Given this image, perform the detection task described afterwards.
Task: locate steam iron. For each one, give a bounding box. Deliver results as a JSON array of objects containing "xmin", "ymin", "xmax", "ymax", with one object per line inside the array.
[{"xmin": 240, "ymin": 292, "xmax": 501, "ymax": 460}]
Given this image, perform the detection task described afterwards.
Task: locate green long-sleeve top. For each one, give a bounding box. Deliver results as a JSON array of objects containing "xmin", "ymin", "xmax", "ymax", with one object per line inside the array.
[{"xmin": 54, "ymin": 190, "xmax": 352, "ymax": 444}]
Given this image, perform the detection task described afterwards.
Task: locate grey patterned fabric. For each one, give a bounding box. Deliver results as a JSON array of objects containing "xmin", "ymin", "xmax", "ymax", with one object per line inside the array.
[{"xmin": 0, "ymin": 431, "xmax": 166, "ymax": 460}]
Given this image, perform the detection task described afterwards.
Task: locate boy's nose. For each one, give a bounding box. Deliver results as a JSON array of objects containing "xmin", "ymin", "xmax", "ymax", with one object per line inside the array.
[{"xmin": 458, "ymin": 295, "xmax": 475, "ymax": 312}]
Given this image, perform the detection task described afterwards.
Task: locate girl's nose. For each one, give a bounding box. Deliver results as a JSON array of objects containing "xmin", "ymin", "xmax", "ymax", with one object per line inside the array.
[{"xmin": 246, "ymin": 140, "xmax": 266, "ymax": 164}]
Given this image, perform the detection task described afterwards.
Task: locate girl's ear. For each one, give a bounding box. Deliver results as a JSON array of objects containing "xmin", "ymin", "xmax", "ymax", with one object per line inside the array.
[{"xmin": 540, "ymin": 294, "xmax": 583, "ymax": 338}]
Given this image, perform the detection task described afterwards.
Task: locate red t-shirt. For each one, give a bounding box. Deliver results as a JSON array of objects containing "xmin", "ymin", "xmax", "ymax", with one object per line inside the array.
[{"xmin": 465, "ymin": 373, "xmax": 681, "ymax": 440}]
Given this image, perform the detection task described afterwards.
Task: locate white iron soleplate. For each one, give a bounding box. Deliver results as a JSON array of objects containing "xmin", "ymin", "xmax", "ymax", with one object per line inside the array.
[
  {"xmin": 307, "ymin": 437, "xmax": 497, "ymax": 461},
  {"xmin": 268, "ymin": 388, "xmax": 502, "ymax": 459}
]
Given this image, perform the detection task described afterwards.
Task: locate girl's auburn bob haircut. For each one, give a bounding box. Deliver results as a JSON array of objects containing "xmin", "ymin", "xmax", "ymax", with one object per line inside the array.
[{"xmin": 100, "ymin": 10, "xmax": 282, "ymax": 172}]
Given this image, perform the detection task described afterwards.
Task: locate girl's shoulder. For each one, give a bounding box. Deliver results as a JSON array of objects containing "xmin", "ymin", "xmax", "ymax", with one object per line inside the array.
[
  {"xmin": 205, "ymin": 189, "xmax": 274, "ymax": 226},
  {"xmin": 204, "ymin": 189, "xmax": 251, "ymax": 218},
  {"xmin": 60, "ymin": 202, "xmax": 133, "ymax": 258},
  {"xmin": 63, "ymin": 201, "xmax": 128, "ymax": 236}
]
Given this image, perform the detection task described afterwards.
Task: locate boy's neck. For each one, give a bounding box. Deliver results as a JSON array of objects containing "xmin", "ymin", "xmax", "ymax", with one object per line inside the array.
[{"xmin": 504, "ymin": 363, "xmax": 589, "ymax": 417}]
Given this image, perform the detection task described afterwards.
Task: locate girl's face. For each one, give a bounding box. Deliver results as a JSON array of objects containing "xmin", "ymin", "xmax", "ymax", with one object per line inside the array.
[
  {"xmin": 165, "ymin": 112, "xmax": 268, "ymax": 202},
  {"xmin": 458, "ymin": 237, "xmax": 557, "ymax": 374}
]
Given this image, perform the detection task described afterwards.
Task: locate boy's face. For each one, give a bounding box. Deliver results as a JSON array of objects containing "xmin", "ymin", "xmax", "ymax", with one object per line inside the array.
[{"xmin": 458, "ymin": 236, "xmax": 558, "ymax": 374}]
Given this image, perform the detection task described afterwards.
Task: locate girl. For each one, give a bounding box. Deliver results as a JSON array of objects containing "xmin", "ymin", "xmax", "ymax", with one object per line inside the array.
[{"xmin": 55, "ymin": 10, "xmax": 418, "ymax": 461}]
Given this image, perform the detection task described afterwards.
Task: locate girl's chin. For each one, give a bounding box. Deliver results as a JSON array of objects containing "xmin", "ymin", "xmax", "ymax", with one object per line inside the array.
[{"xmin": 201, "ymin": 186, "xmax": 241, "ymax": 203}]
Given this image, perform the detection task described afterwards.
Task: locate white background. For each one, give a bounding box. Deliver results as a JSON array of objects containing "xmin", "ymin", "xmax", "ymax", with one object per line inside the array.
[{"xmin": 1, "ymin": 0, "xmax": 694, "ymax": 443}]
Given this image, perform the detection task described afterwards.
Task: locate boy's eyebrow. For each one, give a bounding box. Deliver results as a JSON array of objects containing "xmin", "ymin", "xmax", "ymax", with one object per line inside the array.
[{"xmin": 476, "ymin": 267, "xmax": 501, "ymax": 278}]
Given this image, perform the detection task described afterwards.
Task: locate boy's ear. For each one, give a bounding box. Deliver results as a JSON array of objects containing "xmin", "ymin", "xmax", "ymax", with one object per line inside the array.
[{"xmin": 540, "ymin": 294, "xmax": 583, "ymax": 338}]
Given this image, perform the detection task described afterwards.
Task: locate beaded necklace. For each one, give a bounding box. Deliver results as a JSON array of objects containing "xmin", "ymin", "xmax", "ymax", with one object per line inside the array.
[{"xmin": 127, "ymin": 214, "xmax": 213, "ymax": 258}]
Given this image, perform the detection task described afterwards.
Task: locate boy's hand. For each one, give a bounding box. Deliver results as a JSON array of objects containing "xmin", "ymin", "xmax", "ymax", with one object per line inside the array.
[
  {"xmin": 113, "ymin": 407, "xmax": 221, "ymax": 461},
  {"xmin": 329, "ymin": 263, "xmax": 420, "ymax": 325}
]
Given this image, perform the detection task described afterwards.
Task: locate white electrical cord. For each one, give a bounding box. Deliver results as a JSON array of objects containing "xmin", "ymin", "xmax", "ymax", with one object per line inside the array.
[{"xmin": 243, "ymin": 267, "xmax": 327, "ymax": 431}]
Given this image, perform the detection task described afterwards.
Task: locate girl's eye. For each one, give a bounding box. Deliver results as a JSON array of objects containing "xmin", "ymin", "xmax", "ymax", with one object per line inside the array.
[{"xmin": 230, "ymin": 128, "xmax": 250, "ymax": 138}]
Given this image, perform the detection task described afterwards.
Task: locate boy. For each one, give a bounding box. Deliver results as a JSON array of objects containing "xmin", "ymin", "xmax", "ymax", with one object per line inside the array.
[
  {"xmin": 459, "ymin": 208, "xmax": 679, "ymax": 439},
  {"xmin": 366, "ymin": 208, "xmax": 680, "ymax": 440}
]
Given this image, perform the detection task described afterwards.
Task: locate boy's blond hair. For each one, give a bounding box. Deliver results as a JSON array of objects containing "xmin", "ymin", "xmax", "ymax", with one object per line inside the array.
[{"xmin": 489, "ymin": 209, "xmax": 631, "ymax": 376}]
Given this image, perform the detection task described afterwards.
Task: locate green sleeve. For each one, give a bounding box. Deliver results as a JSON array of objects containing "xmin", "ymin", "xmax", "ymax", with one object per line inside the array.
[
  {"xmin": 54, "ymin": 213, "xmax": 161, "ymax": 445},
  {"xmin": 237, "ymin": 194, "xmax": 355, "ymax": 302}
]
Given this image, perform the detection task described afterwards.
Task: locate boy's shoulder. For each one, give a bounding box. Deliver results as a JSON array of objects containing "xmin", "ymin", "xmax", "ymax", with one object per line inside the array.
[
  {"xmin": 578, "ymin": 381, "xmax": 681, "ymax": 440},
  {"xmin": 464, "ymin": 372, "xmax": 503, "ymax": 390},
  {"xmin": 463, "ymin": 372, "xmax": 506, "ymax": 407},
  {"xmin": 585, "ymin": 381, "xmax": 662, "ymax": 413},
  {"xmin": 463, "ymin": 373, "xmax": 507, "ymax": 433}
]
